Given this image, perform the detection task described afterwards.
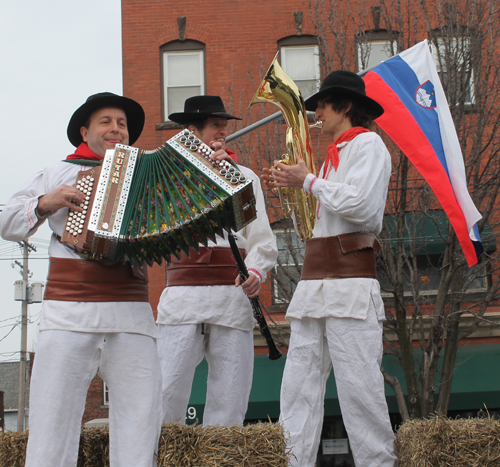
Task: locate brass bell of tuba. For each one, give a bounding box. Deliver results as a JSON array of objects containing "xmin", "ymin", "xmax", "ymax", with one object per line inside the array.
[{"xmin": 250, "ymin": 52, "xmax": 317, "ymax": 241}]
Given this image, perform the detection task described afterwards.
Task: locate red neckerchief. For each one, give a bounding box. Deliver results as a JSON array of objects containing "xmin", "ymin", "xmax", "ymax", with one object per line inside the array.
[
  {"xmin": 226, "ymin": 149, "xmax": 237, "ymax": 163},
  {"xmin": 316, "ymin": 127, "xmax": 370, "ymax": 219},
  {"xmin": 66, "ymin": 143, "xmax": 103, "ymax": 161},
  {"xmin": 323, "ymin": 127, "xmax": 370, "ymax": 179}
]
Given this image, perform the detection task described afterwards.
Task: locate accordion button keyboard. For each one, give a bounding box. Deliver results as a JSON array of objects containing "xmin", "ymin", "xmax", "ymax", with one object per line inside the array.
[
  {"xmin": 177, "ymin": 130, "xmax": 248, "ymax": 185},
  {"xmin": 66, "ymin": 172, "xmax": 96, "ymax": 237}
]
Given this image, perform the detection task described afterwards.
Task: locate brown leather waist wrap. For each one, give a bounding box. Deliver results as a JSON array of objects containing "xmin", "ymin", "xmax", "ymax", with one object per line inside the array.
[
  {"xmin": 44, "ymin": 257, "xmax": 149, "ymax": 302},
  {"xmin": 300, "ymin": 232, "xmax": 381, "ymax": 281},
  {"xmin": 166, "ymin": 247, "xmax": 245, "ymax": 287}
]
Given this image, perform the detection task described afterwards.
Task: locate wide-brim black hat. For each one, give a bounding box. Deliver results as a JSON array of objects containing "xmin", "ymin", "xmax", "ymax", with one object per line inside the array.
[
  {"xmin": 67, "ymin": 92, "xmax": 145, "ymax": 147},
  {"xmin": 168, "ymin": 95, "xmax": 242, "ymax": 124},
  {"xmin": 305, "ymin": 70, "xmax": 384, "ymax": 119}
]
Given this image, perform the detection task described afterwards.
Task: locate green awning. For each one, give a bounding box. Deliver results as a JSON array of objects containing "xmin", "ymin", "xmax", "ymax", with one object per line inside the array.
[
  {"xmin": 188, "ymin": 343, "xmax": 500, "ymax": 423},
  {"xmin": 382, "ymin": 343, "xmax": 500, "ymax": 412},
  {"xmin": 382, "ymin": 210, "xmax": 496, "ymax": 255}
]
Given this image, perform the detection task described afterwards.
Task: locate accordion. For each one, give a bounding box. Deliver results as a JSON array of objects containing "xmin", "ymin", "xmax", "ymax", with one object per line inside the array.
[{"xmin": 61, "ymin": 130, "xmax": 257, "ymax": 266}]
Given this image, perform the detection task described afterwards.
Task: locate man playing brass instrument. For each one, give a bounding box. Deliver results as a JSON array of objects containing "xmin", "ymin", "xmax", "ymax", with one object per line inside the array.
[
  {"xmin": 262, "ymin": 72, "xmax": 398, "ymax": 466},
  {"xmin": 0, "ymin": 93, "xmax": 162, "ymax": 467},
  {"xmin": 157, "ymin": 95, "xmax": 277, "ymax": 426}
]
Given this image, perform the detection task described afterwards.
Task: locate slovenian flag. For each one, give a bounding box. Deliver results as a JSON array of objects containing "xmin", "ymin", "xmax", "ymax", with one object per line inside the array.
[{"xmin": 363, "ymin": 39, "xmax": 482, "ymax": 267}]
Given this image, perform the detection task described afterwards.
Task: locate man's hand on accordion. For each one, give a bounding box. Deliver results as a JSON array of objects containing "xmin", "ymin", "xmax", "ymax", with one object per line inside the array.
[
  {"xmin": 37, "ymin": 184, "xmax": 86, "ymax": 216},
  {"xmin": 208, "ymin": 140, "xmax": 234, "ymax": 164},
  {"xmin": 235, "ymin": 273, "xmax": 261, "ymax": 298}
]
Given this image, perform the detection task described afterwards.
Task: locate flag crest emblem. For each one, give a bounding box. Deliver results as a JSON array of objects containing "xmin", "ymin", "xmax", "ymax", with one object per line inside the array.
[{"xmin": 415, "ymin": 80, "xmax": 436, "ymax": 108}]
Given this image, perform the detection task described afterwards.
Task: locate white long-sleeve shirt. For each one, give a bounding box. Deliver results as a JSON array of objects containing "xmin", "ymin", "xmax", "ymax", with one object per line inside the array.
[
  {"xmin": 0, "ymin": 160, "xmax": 158, "ymax": 337},
  {"xmin": 286, "ymin": 131, "xmax": 391, "ymax": 321},
  {"xmin": 156, "ymin": 165, "xmax": 278, "ymax": 331}
]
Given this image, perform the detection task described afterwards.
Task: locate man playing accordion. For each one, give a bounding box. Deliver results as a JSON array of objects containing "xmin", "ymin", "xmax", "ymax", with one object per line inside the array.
[{"xmin": 0, "ymin": 93, "xmax": 162, "ymax": 467}]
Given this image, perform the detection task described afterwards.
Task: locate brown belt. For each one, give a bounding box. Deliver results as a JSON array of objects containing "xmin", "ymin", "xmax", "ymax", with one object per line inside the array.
[
  {"xmin": 300, "ymin": 232, "xmax": 381, "ymax": 281},
  {"xmin": 166, "ymin": 247, "xmax": 245, "ymax": 287},
  {"xmin": 44, "ymin": 257, "xmax": 149, "ymax": 302}
]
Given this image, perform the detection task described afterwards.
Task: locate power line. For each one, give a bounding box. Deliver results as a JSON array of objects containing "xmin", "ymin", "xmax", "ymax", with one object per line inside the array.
[
  {"xmin": 0, "ymin": 351, "xmax": 20, "ymax": 357},
  {"xmin": 0, "ymin": 257, "xmax": 50, "ymax": 261},
  {"xmin": 0, "ymin": 315, "xmax": 22, "ymax": 324},
  {"xmin": 0, "ymin": 321, "xmax": 20, "ymax": 330},
  {"xmin": 28, "ymin": 311, "xmax": 41, "ymax": 324},
  {"xmin": 0, "ymin": 323, "xmax": 19, "ymax": 344}
]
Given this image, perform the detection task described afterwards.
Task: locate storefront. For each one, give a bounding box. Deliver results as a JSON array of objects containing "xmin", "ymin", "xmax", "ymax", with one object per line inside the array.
[{"xmin": 187, "ymin": 343, "xmax": 500, "ymax": 465}]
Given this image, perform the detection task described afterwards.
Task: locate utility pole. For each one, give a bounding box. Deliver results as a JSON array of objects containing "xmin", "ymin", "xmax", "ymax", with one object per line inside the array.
[
  {"xmin": 17, "ymin": 241, "xmax": 30, "ymax": 432},
  {"xmin": 0, "ymin": 390, "xmax": 4, "ymax": 432},
  {"xmin": 14, "ymin": 241, "xmax": 43, "ymax": 432}
]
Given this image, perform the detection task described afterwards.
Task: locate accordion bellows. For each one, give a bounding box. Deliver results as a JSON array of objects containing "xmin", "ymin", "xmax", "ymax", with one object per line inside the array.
[{"xmin": 61, "ymin": 130, "xmax": 257, "ymax": 266}]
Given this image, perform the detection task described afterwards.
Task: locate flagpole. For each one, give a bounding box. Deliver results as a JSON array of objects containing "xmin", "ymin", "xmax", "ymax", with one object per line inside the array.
[{"xmin": 226, "ymin": 111, "xmax": 283, "ymax": 143}]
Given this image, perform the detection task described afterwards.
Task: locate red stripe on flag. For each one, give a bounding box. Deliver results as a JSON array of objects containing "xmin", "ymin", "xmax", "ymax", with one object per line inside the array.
[{"xmin": 364, "ymin": 71, "xmax": 477, "ymax": 266}]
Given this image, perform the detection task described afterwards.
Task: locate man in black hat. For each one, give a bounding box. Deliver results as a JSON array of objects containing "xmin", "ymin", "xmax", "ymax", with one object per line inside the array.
[
  {"xmin": 156, "ymin": 95, "xmax": 277, "ymax": 427},
  {"xmin": 0, "ymin": 93, "xmax": 162, "ymax": 467},
  {"xmin": 263, "ymin": 72, "xmax": 398, "ymax": 466},
  {"xmin": 167, "ymin": 95, "xmax": 242, "ymax": 164}
]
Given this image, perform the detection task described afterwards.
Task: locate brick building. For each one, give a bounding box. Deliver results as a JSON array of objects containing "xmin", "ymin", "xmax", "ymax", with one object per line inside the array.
[{"xmin": 81, "ymin": 0, "xmax": 500, "ymax": 464}]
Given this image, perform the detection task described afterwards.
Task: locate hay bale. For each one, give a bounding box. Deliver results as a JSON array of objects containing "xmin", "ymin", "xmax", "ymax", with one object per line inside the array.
[
  {"xmin": 77, "ymin": 426, "xmax": 109, "ymax": 467},
  {"xmin": 0, "ymin": 422, "xmax": 289, "ymax": 466},
  {"xmin": 157, "ymin": 422, "xmax": 291, "ymax": 467},
  {"xmin": 0, "ymin": 428, "xmax": 110, "ymax": 467},
  {"xmin": 0, "ymin": 430, "xmax": 28, "ymax": 467},
  {"xmin": 396, "ymin": 413, "xmax": 500, "ymax": 466}
]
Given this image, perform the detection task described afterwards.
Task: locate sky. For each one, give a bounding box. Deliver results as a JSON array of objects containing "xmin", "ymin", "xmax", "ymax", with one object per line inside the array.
[{"xmin": 0, "ymin": 0, "xmax": 123, "ymax": 361}]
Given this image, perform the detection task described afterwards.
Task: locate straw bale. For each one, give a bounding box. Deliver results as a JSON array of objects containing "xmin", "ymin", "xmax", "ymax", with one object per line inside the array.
[
  {"xmin": 157, "ymin": 422, "xmax": 292, "ymax": 467},
  {"xmin": 396, "ymin": 413, "xmax": 500, "ymax": 467},
  {"xmin": 77, "ymin": 426, "xmax": 109, "ymax": 467},
  {"xmin": 0, "ymin": 422, "xmax": 289, "ymax": 466},
  {"xmin": 0, "ymin": 428, "xmax": 111, "ymax": 467},
  {"xmin": 0, "ymin": 430, "xmax": 28, "ymax": 467}
]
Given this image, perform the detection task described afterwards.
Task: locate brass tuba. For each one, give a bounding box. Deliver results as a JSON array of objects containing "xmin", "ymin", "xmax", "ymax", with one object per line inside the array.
[{"xmin": 250, "ymin": 53, "xmax": 317, "ymax": 241}]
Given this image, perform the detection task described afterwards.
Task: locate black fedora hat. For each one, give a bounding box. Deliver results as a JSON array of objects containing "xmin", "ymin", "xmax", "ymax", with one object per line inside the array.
[
  {"xmin": 305, "ymin": 70, "xmax": 384, "ymax": 118},
  {"xmin": 168, "ymin": 95, "xmax": 242, "ymax": 124},
  {"xmin": 67, "ymin": 92, "xmax": 145, "ymax": 147}
]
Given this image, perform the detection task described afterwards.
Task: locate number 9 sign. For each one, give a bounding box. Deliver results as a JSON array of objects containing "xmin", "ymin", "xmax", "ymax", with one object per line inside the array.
[{"xmin": 186, "ymin": 406, "xmax": 197, "ymax": 420}]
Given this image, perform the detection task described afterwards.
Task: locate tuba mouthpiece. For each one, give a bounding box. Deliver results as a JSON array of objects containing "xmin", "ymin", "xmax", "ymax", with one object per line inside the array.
[{"xmin": 309, "ymin": 121, "xmax": 323, "ymax": 129}]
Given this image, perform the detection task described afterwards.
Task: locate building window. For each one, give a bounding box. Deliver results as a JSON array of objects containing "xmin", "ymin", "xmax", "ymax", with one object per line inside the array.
[
  {"xmin": 378, "ymin": 211, "xmax": 494, "ymax": 297},
  {"xmin": 103, "ymin": 382, "xmax": 109, "ymax": 406},
  {"xmin": 161, "ymin": 40, "xmax": 205, "ymax": 121},
  {"xmin": 430, "ymin": 36, "xmax": 474, "ymax": 105},
  {"xmin": 279, "ymin": 37, "xmax": 320, "ymax": 99},
  {"xmin": 273, "ymin": 229, "xmax": 305, "ymax": 304},
  {"xmin": 357, "ymin": 36, "xmax": 398, "ymax": 71},
  {"xmin": 378, "ymin": 254, "xmax": 488, "ymax": 297}
]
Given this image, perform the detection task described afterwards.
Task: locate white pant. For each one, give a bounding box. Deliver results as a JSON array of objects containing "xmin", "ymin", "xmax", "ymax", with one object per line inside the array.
[
  {"xmin": 25, "ymin": 330, "xmax": 162, "ymax": 467},
  {"xmin": 157, "ymin": 323, "xmax": 253, "ymax": 426},
  {"xmin": 280, "ymin": 304, "xmax": 397, "ymax": 467}
]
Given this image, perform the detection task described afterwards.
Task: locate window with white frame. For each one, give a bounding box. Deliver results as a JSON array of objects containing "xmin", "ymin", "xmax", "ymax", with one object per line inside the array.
[
  {"xmin": 357, "ymin": 38, "xmax": 397, "ymax": 71},
  {"xmin": 161, "ymin": 41, "xmax": 205, "ymax": 121},
  {"xmin": 280, "ymin": 44, "xmax": 320, "ymax": 99},
  {"xmin": 273, "ymin": 229, "xmax": 305, "ymax": 304},
  {"xmin": 430, "ymin": 36, "xmax": 474, "ymax": 105},
  {"xmin": 103, "ymin": 382, "xmax": 109, "ymax": 405}
]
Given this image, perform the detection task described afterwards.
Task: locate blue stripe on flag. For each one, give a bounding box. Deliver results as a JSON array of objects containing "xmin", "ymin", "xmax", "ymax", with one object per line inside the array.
[{"xmin": 373, "ymin": 57, "xmax": 450, "ymax": 178}]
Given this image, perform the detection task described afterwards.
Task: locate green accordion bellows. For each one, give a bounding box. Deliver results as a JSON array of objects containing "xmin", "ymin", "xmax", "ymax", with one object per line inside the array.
[{"xmin": 61, "ymin": 130, "xmax": 257, "ymax": 266}]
